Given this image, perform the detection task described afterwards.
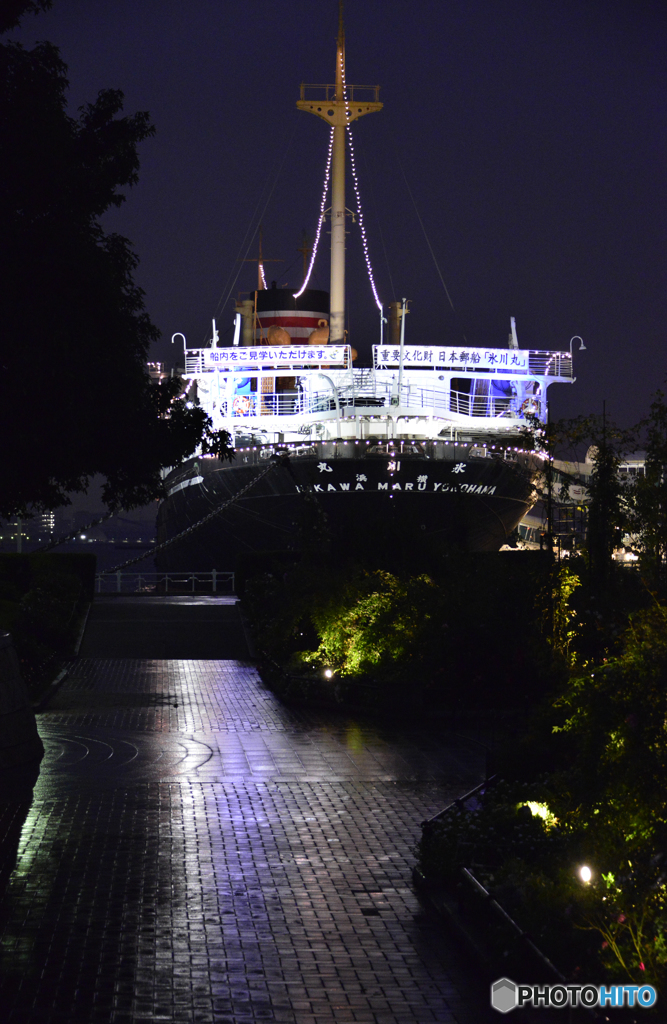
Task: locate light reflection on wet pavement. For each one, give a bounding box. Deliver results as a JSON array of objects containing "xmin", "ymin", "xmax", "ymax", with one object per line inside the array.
[{"xmin": 0, "ymin": 598, "xmax": 496, "ymax": 1023}]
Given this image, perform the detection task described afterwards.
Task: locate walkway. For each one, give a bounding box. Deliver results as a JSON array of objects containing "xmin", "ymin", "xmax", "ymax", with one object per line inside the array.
[{"xmin": 0, "ymin": 596, "xmax": 495, "ymax": 1023}]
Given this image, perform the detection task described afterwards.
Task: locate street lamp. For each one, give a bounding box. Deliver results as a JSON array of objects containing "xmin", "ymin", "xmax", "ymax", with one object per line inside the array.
[{"xmin": 569, "ymin": 335, "xmax": 586, "ymax": 356}]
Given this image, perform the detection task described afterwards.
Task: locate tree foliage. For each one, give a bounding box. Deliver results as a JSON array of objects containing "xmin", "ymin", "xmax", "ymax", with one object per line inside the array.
[
  {"xmin": 0, "ymin": 0, "xmax": 52, "ymax": 34},
  {"xmin": 297, "ymin": 570, "xmax": 437, "ymax": 676},
  {"xmin": 544, "ymin": 605, "xmax": 667, "ymax": 986},
  {"xmin": 0, "ymin": 27, "xmax": 226, "ymax": 515},
  {"xmin": 629, "ymin": 391, "xmax": 667, "ymax": 593}
]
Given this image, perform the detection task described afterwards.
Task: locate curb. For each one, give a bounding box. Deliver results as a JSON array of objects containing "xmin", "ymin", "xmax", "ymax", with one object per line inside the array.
[
  {"xmin": 237, "ymin": 604, "xmax": 258, "ymax": 660},
  {"xmin": 73, "ymin": 601, "xmax": 92, "ymax": 656},
  {"xmin": 412, "ymin": 867, "xmax": 601, "ymax": 1022},
  {"xmin": 32, "ymin": 666, "xmax": 69, "ymax": 713},
  {"xmin": 32, "ymin": 602, "xmax": 92, "ymax": 713},
  {"xmin": 412, "ymin": 867, "xmax": 495, "ymax": 975}
]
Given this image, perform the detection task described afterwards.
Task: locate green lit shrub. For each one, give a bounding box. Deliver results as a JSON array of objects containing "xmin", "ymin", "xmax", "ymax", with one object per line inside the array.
[
  {"xmin": 420, "ymin": 602, "xmax": 667, "ymax": 994},
  {"xmin": 296, "ymin": 570, "xmax": 436, "ymax": 676}
]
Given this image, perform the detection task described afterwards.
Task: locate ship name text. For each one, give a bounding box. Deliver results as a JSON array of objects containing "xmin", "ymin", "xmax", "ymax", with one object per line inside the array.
[{"xmin": 295, "ymin": 480, "xmax": 497, "ymax": 496}]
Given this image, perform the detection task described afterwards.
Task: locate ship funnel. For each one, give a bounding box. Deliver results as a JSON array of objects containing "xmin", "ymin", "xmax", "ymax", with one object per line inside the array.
[
  {"xmin": 235, "ymin": 299, "xmax": 255, "ymax": 347},
  {"xmin": 388, "ymin": 301, "xmax": 402, "ymax": 348}
]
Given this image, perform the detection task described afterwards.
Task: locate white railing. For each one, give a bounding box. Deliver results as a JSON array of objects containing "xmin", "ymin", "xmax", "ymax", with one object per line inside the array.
[
  {"xmin": 218, "ymin": 381, "xmax": 539, "ymax": 423},
  {"xmin": 95, "ymin": 571, "xmax": 235, "ymax": 594},
  {"xmin": 448, "ymin": 389, "xmax": 539, "ymax": 420}
]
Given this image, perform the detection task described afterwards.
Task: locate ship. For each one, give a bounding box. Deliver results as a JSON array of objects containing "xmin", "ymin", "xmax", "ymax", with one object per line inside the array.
[{"xmin": 156, "ymin": 7, "xmax": 575, "ymax": 573}]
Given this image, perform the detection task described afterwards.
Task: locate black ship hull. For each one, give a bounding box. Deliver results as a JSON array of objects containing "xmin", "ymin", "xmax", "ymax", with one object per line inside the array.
[{"xmin": 156, "ymin": 440, "xmax": 541, "ymax": 571}]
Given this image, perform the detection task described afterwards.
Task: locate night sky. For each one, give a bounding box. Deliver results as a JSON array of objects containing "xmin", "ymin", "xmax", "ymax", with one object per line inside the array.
[{"xmin": 10, "ymin": 0, "xmax": 667, "ymax": 427}]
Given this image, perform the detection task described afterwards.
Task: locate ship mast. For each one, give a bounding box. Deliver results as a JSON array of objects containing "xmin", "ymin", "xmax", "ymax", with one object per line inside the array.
[
  {"xmin": 330, "ymin": 6, "xmax": 347, "ymax": 345},
  {"xmin": 296, "ymin": 2, "xmax": 382, "ymax": 344}
]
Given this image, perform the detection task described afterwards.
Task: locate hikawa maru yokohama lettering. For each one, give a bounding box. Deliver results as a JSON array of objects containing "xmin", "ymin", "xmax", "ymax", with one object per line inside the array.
[
  {"xmin": 295, "ymin": 478, "xmax": 498, "ymax": 496},
  {"xmin": 301, "ymin": 461, "xmax": 498, "ymax": 496}
]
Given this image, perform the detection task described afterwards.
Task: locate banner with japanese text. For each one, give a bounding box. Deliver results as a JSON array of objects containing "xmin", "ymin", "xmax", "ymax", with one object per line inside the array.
[
  {"xmin": 373, "ymin": 345, "xmax": 530, "ymax": 372},
  {"xmin": 201, "ymin": 346, "xmax": 348, "ymax": 370}
]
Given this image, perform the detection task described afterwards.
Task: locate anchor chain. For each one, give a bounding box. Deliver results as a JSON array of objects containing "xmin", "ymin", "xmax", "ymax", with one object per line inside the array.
[{"xmin": 103, "ymin": 455, "xmax": 287, "ymax": 574}]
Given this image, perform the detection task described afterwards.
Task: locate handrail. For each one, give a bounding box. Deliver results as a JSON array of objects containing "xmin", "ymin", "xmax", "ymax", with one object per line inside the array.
[
  {"xmin": 419, "ymin": 779, "xmax": 596, "ymax": 1015},
  {"xmin": 220, "ymin": 382, "xmax": 537, "ymax": 422},
  {"xmin": 95, "ymin": 570, "xmax": 235, "ymax": 594},
  {"xmin": 460, "ymin": 867, "xmax": 571, "ymax": 987},
  {"xmin": 421, "ymin": 775, "xmax": 497, "ymax": 828},
  {"xmin": 299, "ymin": 82, "xmax": 381, "ymax": 102}
]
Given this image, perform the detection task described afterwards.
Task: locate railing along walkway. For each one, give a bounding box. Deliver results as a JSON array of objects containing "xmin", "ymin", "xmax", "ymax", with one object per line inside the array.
[{"xmin": 95, "ymin": 570, "xmax": 235, "ymax": 594}]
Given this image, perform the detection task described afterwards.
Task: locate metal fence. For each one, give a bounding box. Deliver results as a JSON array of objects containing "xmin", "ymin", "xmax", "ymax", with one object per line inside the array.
[{"xmin": 95, "ymin": 571, "xmax": 235, "ymax": 594}]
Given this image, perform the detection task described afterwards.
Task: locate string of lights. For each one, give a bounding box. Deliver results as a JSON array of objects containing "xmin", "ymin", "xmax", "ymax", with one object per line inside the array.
[
  {"xmin": 259, "ymin": 262, "xmax": 268, "ymax": 289},
  {"xmin": 340, "ymin": 55, "xmax": 382, "ymax": 311},
  {"xmin": 346, "ymin": 125, "xmax": 382, "ymax": 311},
  {"xmin": 293, "ymin": 126, "xmax": 334, "ymax": 298}
]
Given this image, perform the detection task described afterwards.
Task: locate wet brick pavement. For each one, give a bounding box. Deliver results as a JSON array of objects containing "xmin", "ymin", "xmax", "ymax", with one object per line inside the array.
[{"xmin": 0, "ymin": 597, "xmax": 497, "ymax": 1023}]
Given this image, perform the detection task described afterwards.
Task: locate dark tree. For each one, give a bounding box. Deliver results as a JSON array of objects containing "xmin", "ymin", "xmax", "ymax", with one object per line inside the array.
[
  {"xmin": 0, "ymin": 30, "xmax": 228, "ymax": 515},
  {"xmin": 0, "ymin": 1, "xmax": 52, "ymax": 34},
  {"xmin": 630, "ymin": 391, "xmax": 667, "ymax": 594},
  {"xmin": 583, "ymin": 410, "xmax": 635, "ymax": 595}
]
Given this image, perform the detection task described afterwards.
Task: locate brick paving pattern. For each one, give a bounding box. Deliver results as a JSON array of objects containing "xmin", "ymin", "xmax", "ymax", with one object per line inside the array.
[{"xmin": 0, "ymin": 597, "xmax": 496, "ymax": 1023}]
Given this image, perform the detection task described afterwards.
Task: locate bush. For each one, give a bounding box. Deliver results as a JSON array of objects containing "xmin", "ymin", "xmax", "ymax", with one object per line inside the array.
[
  {"xmin": 0, "ymin": 554, "xmax": 92, "ymax": 692},
  {"xmin": 419, "ymin": 602, "xmax": 667, "ymax": 995},
  {"xmin": 244, "ymin": 550, "xmax": 562, "ymax": 716}
]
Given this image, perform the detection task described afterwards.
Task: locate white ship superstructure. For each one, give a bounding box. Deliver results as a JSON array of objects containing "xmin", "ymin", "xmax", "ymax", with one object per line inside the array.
[{"xmin": 156, "ymin": 5, "xmax": 578, "ymax": 570}]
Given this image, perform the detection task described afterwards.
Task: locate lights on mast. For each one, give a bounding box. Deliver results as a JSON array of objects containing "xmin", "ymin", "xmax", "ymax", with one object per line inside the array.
[
  {"xmin": 294, "ymin": 47, "xmax": 383, "ymax": 311},
  {"xmin": 346, "ymin": 124, "xmax": 382, "ymax": 311},
  {"xmin": 341, "ymin": 55, "xmax": 382, "ymax": 312},
  {"xmin": 294, "ymin": 127, "xmax": 334, "ymax": 298}
]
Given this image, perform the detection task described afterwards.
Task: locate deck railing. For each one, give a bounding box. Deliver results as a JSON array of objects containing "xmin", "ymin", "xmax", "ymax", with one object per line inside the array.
[
  {"xmin": 222, "ymin": 381, "xmax": 537, "ymax": 422},
  {"xmin": 95, "ymin": 571, "xmax": 235, "ymax": 594},
  {"xmin": 298, "ymin": 83, "xmax": 381, "ymax": 103}
]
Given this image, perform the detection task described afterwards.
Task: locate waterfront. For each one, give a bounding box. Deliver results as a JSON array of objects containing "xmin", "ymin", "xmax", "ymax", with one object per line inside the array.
[{"xmin": 0, "ymin": 596, "xmax": 495, "ymax": 1022}]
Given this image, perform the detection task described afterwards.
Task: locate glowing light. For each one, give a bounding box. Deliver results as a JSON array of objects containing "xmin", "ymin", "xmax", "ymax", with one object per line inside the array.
[
  {"xmin": 346, "ymin": 125, "xmax": 382, "ymax": 309},
  {"xmin": 579, "ymin": 865, "xmax": 592, "ymax": 884},
  {"xmin": 324, "ymin": 668, "xmax": 333, "ymax": 679},
  {"xmin": 294, "ymin": 127, "xmax": 334, "ymax": 298},
  {"xmin": 519, "ymin": 801, "xmax": 558, "ymax": 828},
  {"xmin": 259, "ymin": 262, "xmax": 267, "ymax": 289},
  {"xmin": 341, "ymin": 59, "xmax": 382, "ymax": 311}
]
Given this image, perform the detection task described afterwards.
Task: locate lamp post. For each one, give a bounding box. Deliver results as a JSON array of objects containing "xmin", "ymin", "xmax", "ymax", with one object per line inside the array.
[{"xmin": 569, "ymin": 335, "xmax": 586, "ymax": 356}]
